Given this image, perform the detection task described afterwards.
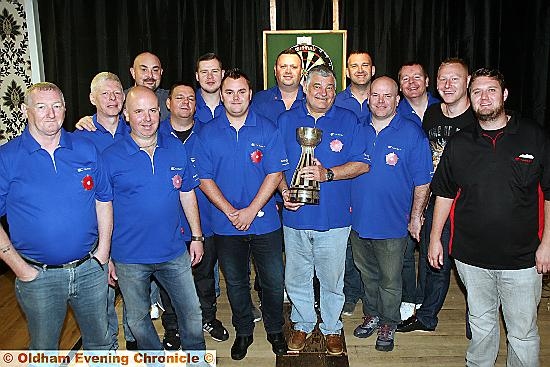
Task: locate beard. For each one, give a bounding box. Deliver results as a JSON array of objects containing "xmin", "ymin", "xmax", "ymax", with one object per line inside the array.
[{"xmin": 474, "ymin": 103, "xmax": 505, "ymax": 122}]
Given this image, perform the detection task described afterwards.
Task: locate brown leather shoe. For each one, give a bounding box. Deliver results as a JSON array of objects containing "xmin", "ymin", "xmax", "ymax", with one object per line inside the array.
[
  {"xmin": 288, "ymin": 329, "xmax": 309, "ymax": 351},
  {"xmin": 325, "ymin": 333, "xmax": 343, "ymax": 355}
]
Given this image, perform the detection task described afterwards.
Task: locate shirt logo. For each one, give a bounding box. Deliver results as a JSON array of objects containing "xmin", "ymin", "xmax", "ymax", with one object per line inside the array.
[
  {"xmin": 386, "ymin": 152, "xmax": 399, "ymax": 166},
  {"xmin": 330, "ymin": 139, "xmax": 343, "ymax": 152},
  {"xmin": 251, "ymin": 149, "xmax": 263, "ymax": 163},
  {"xmin": 170, "ymin": 166, "xmax": 184, "ymax": 171},
  {"xmin": 251, "ymin": 142, "xmax": 266, "ymax": 148},
  {"xmin": 515, "ymin": 153, "xmax": 534, "ymax": 164},
  {"xmin": 77, "ymin": 167, "xmax": 92, "ymax": 173}
]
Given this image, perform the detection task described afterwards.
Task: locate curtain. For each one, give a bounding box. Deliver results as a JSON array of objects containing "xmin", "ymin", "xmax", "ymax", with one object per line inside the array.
[{"xmin": 38, "ymin": 0, "xmax": 550, "ymax": 130}]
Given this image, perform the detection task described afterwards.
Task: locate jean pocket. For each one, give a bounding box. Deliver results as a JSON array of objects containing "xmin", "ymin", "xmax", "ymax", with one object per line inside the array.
[{"xmin": 16, "ymin": 266, "xmax": 44, "ymax": 284}]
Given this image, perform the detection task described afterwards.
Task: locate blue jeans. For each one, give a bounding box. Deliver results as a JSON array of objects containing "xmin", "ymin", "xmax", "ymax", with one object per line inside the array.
[
  {"xmin": 115, "ymin": 252, "xmax": 205, "ymax": 351},
  {"xmin": 401, "ymin": 234, "xmax": 427, "ymax": 304},
  {"xmin": 455, "ymin": 260, "xmax": 542, "ymax": 367},
  {"xmin": 343, "ymin": 237, "xmax": 366, "ymax": 306},
  {"xmin": 284, "ymin": 226, "xmax": 350, "ymax": 335},
  {"xmin": 15, "ymin": 258, "xmax": 112, "ymax": 350},
  {"xmin": 350, "ymin": 230, "xmax": 407, "ymax": 325},
  {"xmin": 416, "ymin": 199, "xmax": 453, "ymax": 329},
  {"xmin": 215, "ymin": 229, "xmax": 284, "ymax": 336}
]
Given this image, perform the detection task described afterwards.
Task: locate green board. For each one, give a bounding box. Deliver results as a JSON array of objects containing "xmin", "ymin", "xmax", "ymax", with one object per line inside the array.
[{"xmin": 263, "ymin": 30, "xmax": 347, "ymax": 91}]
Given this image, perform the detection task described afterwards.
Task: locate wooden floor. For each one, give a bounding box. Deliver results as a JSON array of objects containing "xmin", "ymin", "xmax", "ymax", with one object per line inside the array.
[{"xmin": 1, "ymin": 268, "xmax": 549, "ymax": 367}]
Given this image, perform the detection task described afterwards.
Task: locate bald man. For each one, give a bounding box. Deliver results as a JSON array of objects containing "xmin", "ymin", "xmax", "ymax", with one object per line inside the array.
[
  {"xmin": 103, "ymin": 86, "xmax": 205, "ymax": 351},
  {"xmin": 350, "ymin": 76, "xmax": 432, "ymax": 352}
]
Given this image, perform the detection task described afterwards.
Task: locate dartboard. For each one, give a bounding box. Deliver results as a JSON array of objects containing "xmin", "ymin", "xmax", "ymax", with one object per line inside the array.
[{"xmin": 291, "ymin": 44, "xmax": 333, "ymax": 84}]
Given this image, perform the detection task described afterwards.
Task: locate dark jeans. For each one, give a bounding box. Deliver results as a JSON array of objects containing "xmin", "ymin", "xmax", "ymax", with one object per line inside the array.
[
  {"xmin": 216, "ymin": 229, "xmax": 284, "ymax": 336},
  {"xmin": 401, "ymin": 234, "xmax": 427, "ymax": 304},
  {"xmin": 160, "ymin": 236, "xmax": 218, "ymax": 332},
  {"xmin": 350, "ymin": 230, "xmax": 407, "ymax": 325},
  {"xmin": 343, "ymin": 237, "xmax": 366, "ymax": 305},
  {"xmin": 415, "ymin": 199, "xmax": 452, "ymax": 329}
]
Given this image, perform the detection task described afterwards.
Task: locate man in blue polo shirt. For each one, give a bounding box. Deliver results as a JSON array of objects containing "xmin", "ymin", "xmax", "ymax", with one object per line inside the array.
[
  {"xmin": 73, "ymin": 71, "xmax": 137, "ymax": 350},
  {"xmin": 195, "ymin": 53, "xmax": 225, "ymax": 125},
  {"xmin": 278, "ymin": 65, "xmax": 370, "ymax": 356},
  {"xmin": 156, "ymin": 82, "xmax": 230, "ymax": 348},
  {"xmin": 192, "ymin": 69, "xmax": 289, "ymax": 360},
  {"xmin": 350, "ymin": 76, "xmax": 432, "ymax": 352},
  {"xmin": 334, "ymin": 50, "xmax": 374, "ymax": 124},
  {"xmin": 0, "ymin": 82, "xmax": 113, "ymax": 350},
  {"xmin": 397, "ymin": 61, "xmax": 440, "ymax": 320},
  {"xmin": 334, "ymin": 50, "xmax": 375, "ymax": 318},
  {"xmin": 104, "ymin": 86, "xmax": 205, "ymax": 351},
  {"xmin": 252, "ymin": 48, "xmax": 305, "ymax": 122}
]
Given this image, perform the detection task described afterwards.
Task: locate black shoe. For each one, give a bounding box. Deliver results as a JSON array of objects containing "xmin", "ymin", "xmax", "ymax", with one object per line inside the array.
[
  {"xmin": 396, "ymin": 315, "xmax": 435, "ymax": 333},
  {"xmin": 162, "ymin": 330, "xmax": 181, "ymax": 350},
  {"xmin": 203, "ymin": 319, "xmax": 230, "ymax": 342},
  {"xmin": 231, "ymin": 335, "xmax": 253, "ymax": 360},
  {"xmin": 267, "ymin": 332, "xmax": 287, "ymax": 356},
  {"xmin": 125, "ymin": 340, "xmax": 138, "ymax": 351}
]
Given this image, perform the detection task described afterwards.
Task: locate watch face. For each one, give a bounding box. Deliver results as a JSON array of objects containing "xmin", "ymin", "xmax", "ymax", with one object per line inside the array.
[{"xmin": 291, "ymin": 44, "xmax": 333, "ymax": 84}]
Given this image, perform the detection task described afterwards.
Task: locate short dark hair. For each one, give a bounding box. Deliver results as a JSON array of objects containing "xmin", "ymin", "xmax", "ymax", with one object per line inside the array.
[
  {"xmin": 195, "ymin": 53, "xmax": 223, "ymax": 72},
  {"xmin": 398, "ymin": 61, "xmax": 428, "ymax": 81},
  {"xmin": 468, "ymin": 68, "xmax": 506, "ymax": 93},
  {"xmin": 347, "ymin": 50, "xmax": 374, "ymax": 66},
  {"xmin": 221, "ymin": 68, "xmax": 252, "ymax": 90},
  {"xmin": 275, "ymin": 48, "xmax": 301, "ymax": 65},
  {"xmin": 439, "ymin": 57, "xmax": 469, "ymax": 74},
  {"xmin": 169, "ymin": 82, "xmax": 195, "ymax": 98}
]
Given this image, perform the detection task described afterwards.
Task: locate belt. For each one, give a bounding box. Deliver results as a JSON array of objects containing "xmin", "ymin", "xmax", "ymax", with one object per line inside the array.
[
  {"xmin": 24, "ymin": 252, "xmax": 93, "ymax": 269},
  {"xmin": 23, "ymin": 242, "xmax": 99, "ymax": 270}
]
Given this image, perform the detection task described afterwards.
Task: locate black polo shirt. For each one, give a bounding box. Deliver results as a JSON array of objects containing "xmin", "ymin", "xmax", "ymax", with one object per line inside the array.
[{"xmin": 431, "ymin": 113, "xmax": 550, "ymax": 269}]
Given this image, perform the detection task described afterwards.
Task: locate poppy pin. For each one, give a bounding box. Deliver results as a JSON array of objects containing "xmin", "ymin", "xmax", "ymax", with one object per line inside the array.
[
  {"xmin": 172, "ymin": 174, "xmax": 182, "ymax": 190},
  {"xmin": 82, "ymin": 175, "xmax": 94, "ymax": 191},
  {"xmin": 251, "ymin": 149, "xmax": 263, "ymax": 163},
  {"xmin": 386, "ymin": 152, "xmax": 399, "ymax": 166}
]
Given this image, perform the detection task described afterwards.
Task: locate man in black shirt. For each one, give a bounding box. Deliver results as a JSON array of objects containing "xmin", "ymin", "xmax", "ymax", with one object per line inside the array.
[
  {"xmin": 429, "ymin": 68, "xmax": 550, "ymax": 367},
  {"xmin": 398, "ymin": 58, "xmax": 474, "ymax": 333}
]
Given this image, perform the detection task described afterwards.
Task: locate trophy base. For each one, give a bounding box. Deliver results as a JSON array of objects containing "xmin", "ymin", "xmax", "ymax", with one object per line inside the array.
[{"xmin": 288, "ymin": 188, "xmax": 320, "ymax": 205}]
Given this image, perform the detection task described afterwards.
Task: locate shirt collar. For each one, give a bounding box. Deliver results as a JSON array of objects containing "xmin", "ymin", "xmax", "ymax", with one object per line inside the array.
[{"xmin": 21, "ymin": 126, "xmax": 73, "ymax": 153}]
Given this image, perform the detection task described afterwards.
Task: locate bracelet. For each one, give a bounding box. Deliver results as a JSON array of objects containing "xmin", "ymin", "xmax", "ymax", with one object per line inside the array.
[{"xmin": 191, "ymin": 235, "xmax": 205, "ymax": 242}]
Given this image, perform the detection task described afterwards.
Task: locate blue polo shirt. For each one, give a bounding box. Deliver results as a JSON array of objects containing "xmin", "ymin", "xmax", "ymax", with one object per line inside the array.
[
  {"xmin": 351, "ymin": 114, "xmax": 432, "ymax": 239},
  {"xmin": 0, "ymin": 127, "xmax": 112, "ymax": 265},
  {"xmin": 251, "ymin": 85, "xmax": 305, "ymax": 123},
  {"xmin": 195, "ymin": 88, "xmax": 225, "ymax": 125},
  {"xmin": 159, "ymin": 118, "xmax": 213, "ymax": 238},
  {"xmin": 72, "ymin": 114, "xmax": 129, "ymax": 152},
  {"xmin": 103, "ymin": 132, "xmax": 199, "ymax": 264},
  {"xmin": 334, "ymin": 85, "xmax": 371, "ymax": 124},
  {"xmin": 192, "ymin": 110, "xmax": 289, "ymax": 236},
  {"xmin": 278, "ymin": 102, "xmax": 369, "ymax": 231},
  {"xmin": 397, "ymin": 92, "xmax": 439, "ymax": 126}
]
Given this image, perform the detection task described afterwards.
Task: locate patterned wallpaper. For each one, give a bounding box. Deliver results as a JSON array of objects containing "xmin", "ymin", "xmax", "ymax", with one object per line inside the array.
[{"xmin": 0, "ymin": 0, "xmax": 31, "ymax": 145}]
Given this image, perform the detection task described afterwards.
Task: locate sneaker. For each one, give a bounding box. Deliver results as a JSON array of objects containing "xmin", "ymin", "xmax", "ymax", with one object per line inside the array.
[
  {"xmin": 399, "ymin": 302, "xmax": 416, "ymax": 321},
  {"xmin": 341, "ymin": 302, "xmax": 356, "ymax": 317},
  {"xmin": 150, "ymin": 304, "xmax": 160, "ymax": 319},
  {"xmin": 353, "ymin": 315, "xmax": 380, "ymax": 338},
  {"xmin": 375, "ymin": 323, "xmax": 396, "ymax": 352},
  {"xmin": 203, "ymin": 319, "xmax": 229, "ymax": 342},
  {"xmin": 396, "ymin": 315, "xmax": 435, "ymax": 333},
  {"xmin": 252, "ymin": 304, "xmax": 262, "ymax": 322},
  {"xmin": 162, "ymin": 330, "xmax": 181, "ymax": 350}
]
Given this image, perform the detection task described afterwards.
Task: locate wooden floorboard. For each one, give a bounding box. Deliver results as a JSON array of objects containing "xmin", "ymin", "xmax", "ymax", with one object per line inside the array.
[{"xmin": 1, "ymin": 265, "xmax": 549, "ymax": 367}]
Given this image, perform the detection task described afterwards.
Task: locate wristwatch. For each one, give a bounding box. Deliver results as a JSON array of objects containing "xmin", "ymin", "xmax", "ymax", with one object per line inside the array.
[
  {"xmin": 325, "ymin": 168, "xmax": 334, "ymax": 182},
  {"xmin": 191, "ymin": 235, "xmax": 205, "ymax": 242}
]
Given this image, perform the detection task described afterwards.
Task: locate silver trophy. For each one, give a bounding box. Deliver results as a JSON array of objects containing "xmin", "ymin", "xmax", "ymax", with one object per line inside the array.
[{"xmin": 289, "ymin": 127, "xmax": 323, "ymax": 205}]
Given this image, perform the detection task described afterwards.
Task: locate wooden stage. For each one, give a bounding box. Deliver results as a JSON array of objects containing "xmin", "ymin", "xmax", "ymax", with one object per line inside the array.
[{"xmin": 1, "ymin": 268, "xmax": 549, "ymax": 367}]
